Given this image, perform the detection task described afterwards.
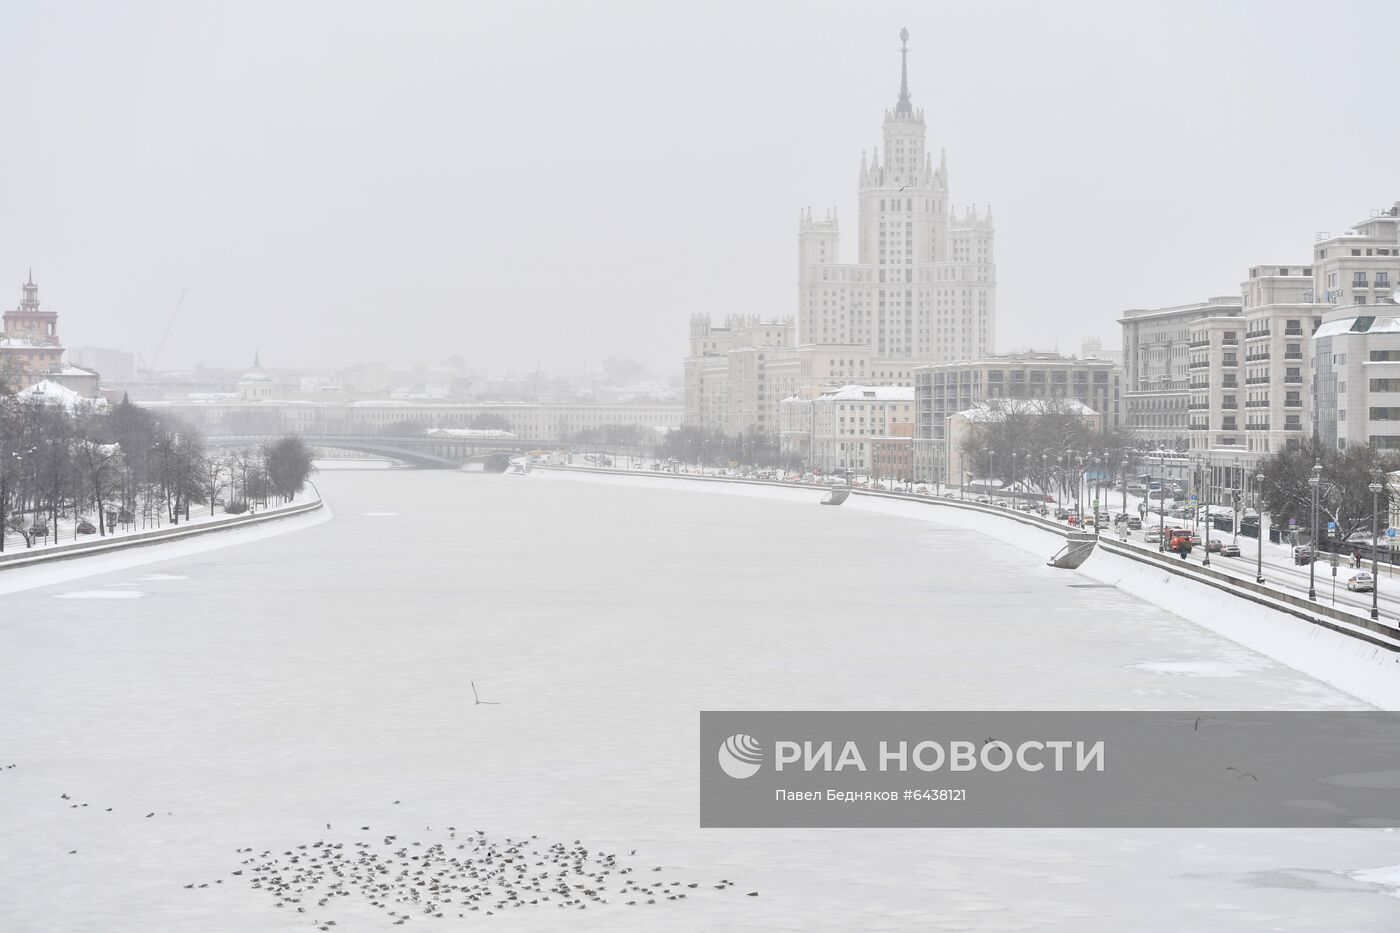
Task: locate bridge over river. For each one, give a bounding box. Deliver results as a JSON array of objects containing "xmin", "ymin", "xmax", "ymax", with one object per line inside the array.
[{"xmin": 207, "ymin": 433, "xmax": 571, "ymax": 469}]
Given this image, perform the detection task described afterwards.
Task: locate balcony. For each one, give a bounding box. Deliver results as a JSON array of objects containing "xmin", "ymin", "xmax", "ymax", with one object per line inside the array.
[
  {"xmin": 1246, "ymin": 400, "xmax": 1270, "ymax": 408},
  {"xmin": 1284, "ymin": 328, "xmax": 1304, "ymax": 337},
  {"xmin": 1246, "ymin": 352, "xmax": 1272, "ymax": 362},
  {"xmin": 1189, "ymin": 379, "xmax": 1209, "ymax": 389},
  {"xmin": 1221, "ymin": 358, "xmax": 1239, "ymax": 368},
  {"xmin": 1188, "ymin": 360, "xmax": 1209, "ymax": 370},
  {"xmin": 1284, "ymin": 421, "xmax": 1303, "ymax": 431},
  {"xmin": 1247, "ymin": 328, "xmax": 1272, "ymax": 339},
  {"xmin": 1221, "ymin": 402, "xmax": 1239, "ymax": 409},
  {"xmin": 1187, "ymin": 403, "xmax": 1208, "ymax": 410},
  {"xmin": 1246, "ymin": 422, "xmax": 1271, "ymax": 431},
  {"xmin": 1188, "ymin": 339, "xmax": 1210, "ymax": 349},
  {"xmin": 1245, "ymin": 376, "xmax": 1270, "ymax": 385},
  {"xmin": 1354, "ymin": 279, "xmax": 1369, "ymax": 289},
  {"xmin": 1284, "ymin": 352, "xmax": 1304, "ymax": 361},
  {"xmin": 1284, "ymin": 375, "xmax": 1304, "ymax": 385},
  {"xmin": 1222, "ymin": 338, "xmax": 1239, "ymax": 346},
  {"xmin": 1222, "ymin": 380, "xmax": 1239, "ymax": 388},
  {"xmin": 1284, "ymin": 400, "xmax": 1303, "ymax": 408}
]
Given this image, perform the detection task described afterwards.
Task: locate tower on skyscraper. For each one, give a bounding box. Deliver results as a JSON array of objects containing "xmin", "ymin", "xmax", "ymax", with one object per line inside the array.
[{"xmin": 798, "ymin": 27, "xmax": 996, "ymax": 361}]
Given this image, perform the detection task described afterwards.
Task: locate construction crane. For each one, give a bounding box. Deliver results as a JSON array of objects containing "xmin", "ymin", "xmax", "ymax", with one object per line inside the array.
[{"xmin": 137, "ymin": 287, "xmax": 189, "ymax": 375}]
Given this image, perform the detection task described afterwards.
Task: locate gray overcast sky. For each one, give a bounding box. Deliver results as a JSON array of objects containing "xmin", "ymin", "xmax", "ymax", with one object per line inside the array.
[{"xmin": 3, "ymin": 0, "xmax": 1398, "ymax": 375}]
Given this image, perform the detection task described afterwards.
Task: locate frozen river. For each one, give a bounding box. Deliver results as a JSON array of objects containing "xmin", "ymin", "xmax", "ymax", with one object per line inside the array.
[{"xmin": 2, "ymin": 467, "xmax": 1398, "ymax": 931}]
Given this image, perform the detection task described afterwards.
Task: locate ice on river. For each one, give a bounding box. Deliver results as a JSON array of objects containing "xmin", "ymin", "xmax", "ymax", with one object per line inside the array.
[{"xmin": 1, "ymin": 469, "xmax": 1397, "ymax": 931}]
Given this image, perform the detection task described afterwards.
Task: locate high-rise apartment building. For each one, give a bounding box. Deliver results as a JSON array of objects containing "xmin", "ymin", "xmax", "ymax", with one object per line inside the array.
[
  {"xmin": 1120, "ymin": 296, "xmax": 1243, "ymax": 449},
  {"xmin": 798, "ymin": 28, "xmax": 995, "ymax": 360},
  {"xmin": 1312, "ymin": 202, "xmax": 1400, "ymax": 452},
  {"xmin": 1186, "ymin": 265, "xmax": 1323, "ymax": 463}
]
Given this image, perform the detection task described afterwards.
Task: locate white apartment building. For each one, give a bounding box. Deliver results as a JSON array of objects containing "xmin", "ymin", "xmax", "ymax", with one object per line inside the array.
[
  {"xmin": 1120, "ymin": 296, "xmax": 1243, "ymax": 449},
  {"xmin": 684, "ymin": 319, "xmax": 921, "ymax": 437},
  {"xmin": 1187, "ymin": 265, "xmax": 1323, "ymax": 466},
  {"xmin": 911, "ymin": 352, "xmax": 1122, "ymax": 484},
  {"xmin": 1310, "ymin": 202, "xmax": 1400, "ymax": 453},
  {"xmin": 683, "ymin": 315, "xmax": 797, "ymax": 435},
  {"xmin": 779, "ymin": 385, "xmax": 915, "ymax": 474},
  {"xmin": 798, "ymin": 28, "xmax": 995, "ymax": 361}
]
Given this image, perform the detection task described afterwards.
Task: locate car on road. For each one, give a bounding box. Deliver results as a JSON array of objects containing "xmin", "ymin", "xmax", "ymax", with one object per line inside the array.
[
  {"xmin": 1127, "ymin": 517, "xmax": 1142, "ymax": 530},
  {"xmin": 1206, "ymin": 539, "xmax": 1223, "ymax": 553},
  {"xmin": 1293, "ymin": 546, "xmax": 1315, "ymax": 565},
  {"xmin": 1346, "ymin": 571, "xmax": 1375, "ymax": 592},
  {"xmin": 1054, "ymin": 508, "xmax": 1071, "ymax": 520},
  {"xmin": 1220, "ymin": 543, "xmax": 1241, "ymax": 557},
  {"xmin": 975, "ymin": 496, "xmax": 990, "ymax": 504},
  {"xmin": 1144, "ymin": 528, "xmax": 1161, "ymax": 543},
  {"xmin": 76, "ymin": 519, "xmax": 97, "ymax": 535}
]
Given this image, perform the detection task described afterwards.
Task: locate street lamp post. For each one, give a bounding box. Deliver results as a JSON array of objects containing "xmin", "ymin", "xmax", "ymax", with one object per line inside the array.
[
  {"xmin": 1201, "ymin": 456, "xmax": 1211, "ymax": 567},
  {"xmin": 1308, "ymin": 461, "xmax": 1322, "ymax": 601},
  {"xmin": 1090, "ymin": 458, "xmax": 1101, "ymax": 538},
  {"xmin": 1073, "ymin": 453, "xmax": 1083, "ymax": 527},
  {"xmin": 1255, "ymin": 471, "xmax": 1266, "ymax": 584},
  {"xmin": 1370, "ymin": 474, "xmax": 1383, "ymax": 621},
  {"xmin": 1121, "ymin": 458, "xmax": 1128, "ymax": 516},
  {"xmin": 984, "ymin": 446, "xmax": 991, "ymax": 504},
  {"xmin": 1013, "ymin": 448, "xmax": 1024, "ymax": 509}
]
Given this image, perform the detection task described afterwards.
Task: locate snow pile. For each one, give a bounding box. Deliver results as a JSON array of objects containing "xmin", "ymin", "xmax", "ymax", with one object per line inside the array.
[
  {"xmin": 1075, "ymin": 546, "xmax": 1400, "ymax": 710},
  {"xmin": 1348, "ymin": 864, "xmax": 1400, "ymax": 898}
]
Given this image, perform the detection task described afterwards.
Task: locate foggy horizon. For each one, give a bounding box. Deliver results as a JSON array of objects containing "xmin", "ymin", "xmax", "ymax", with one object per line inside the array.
[{"xmin": 4, "ymin": 0, "xmax": 1399, "ymax": 374}]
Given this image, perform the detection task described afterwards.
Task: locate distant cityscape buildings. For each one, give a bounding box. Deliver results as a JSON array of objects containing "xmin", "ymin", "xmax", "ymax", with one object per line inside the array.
[
  {"xmin": 678, "ymin": 35, "xmax": 1400, "ymax": 495},
  {"xmin": 685, "ymin": 27, "xmax": 1003, "ymax": 459}
]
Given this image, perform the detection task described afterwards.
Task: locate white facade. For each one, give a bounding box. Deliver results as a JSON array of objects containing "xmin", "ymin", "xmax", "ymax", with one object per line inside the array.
[
  {"xmin": 683, "ymin": 315, "xmax": 798, "ymax": 436},
  {"xmin": 1120, "ymin": 296, "xmax": 1243, "ymax": 449},
  {"xmin": 1186, "ymin": 265, "xmax": 1323, "ymax": 466},
  {"xmin": 1311, "ymin": 202, "xmax": 1400, "ymax": 453},
  {"xmin": 798, "ymin": 28, "xmax": 995, "ymax": 361},
  {"xmin": 780, "ymin": 384, "xmax": 915, "ymax": 474}
]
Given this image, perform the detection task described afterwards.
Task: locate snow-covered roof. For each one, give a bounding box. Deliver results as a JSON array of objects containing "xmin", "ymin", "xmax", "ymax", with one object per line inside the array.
[
  {"xmin": 239, "ymin": 371, "xmax": 275, "ymax": 383},
  {"xmin": 957, "ymin": 398, "xmax": 1098, "ymax": 421},
  {"xmin": 60, "ymin": 365, "xmax": 96, "ymax": 376},
  {"xmin": 1315, "ymin": 315, "xmax": 1400, "ymax": 339},
  {"xmin": 425, "ymin": 428, "xmax": 517, "ymax": 438},
  {"xmin": 16, "ymin": 379, "xmax": 107, "ymax": 410},
  {"xmin": 820, "ymin": 384, "xmax": 915, "ymax": 402}
]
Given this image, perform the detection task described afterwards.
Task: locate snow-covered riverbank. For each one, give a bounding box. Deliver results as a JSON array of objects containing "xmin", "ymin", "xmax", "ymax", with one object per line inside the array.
[{"xmin": 4, "ymin": 469, "xmax": 1400, "ymax": 931}]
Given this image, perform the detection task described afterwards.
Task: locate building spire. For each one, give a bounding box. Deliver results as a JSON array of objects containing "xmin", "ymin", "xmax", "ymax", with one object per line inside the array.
[{"xmin": 895, "ymin": 27, "xmax": 913, "ymax": 116}]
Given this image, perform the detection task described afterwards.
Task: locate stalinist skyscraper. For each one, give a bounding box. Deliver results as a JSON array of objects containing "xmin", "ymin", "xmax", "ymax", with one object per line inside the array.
[{"xmin": 798, "ymin": 28, "xmax": 996, "ymax": 361}]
